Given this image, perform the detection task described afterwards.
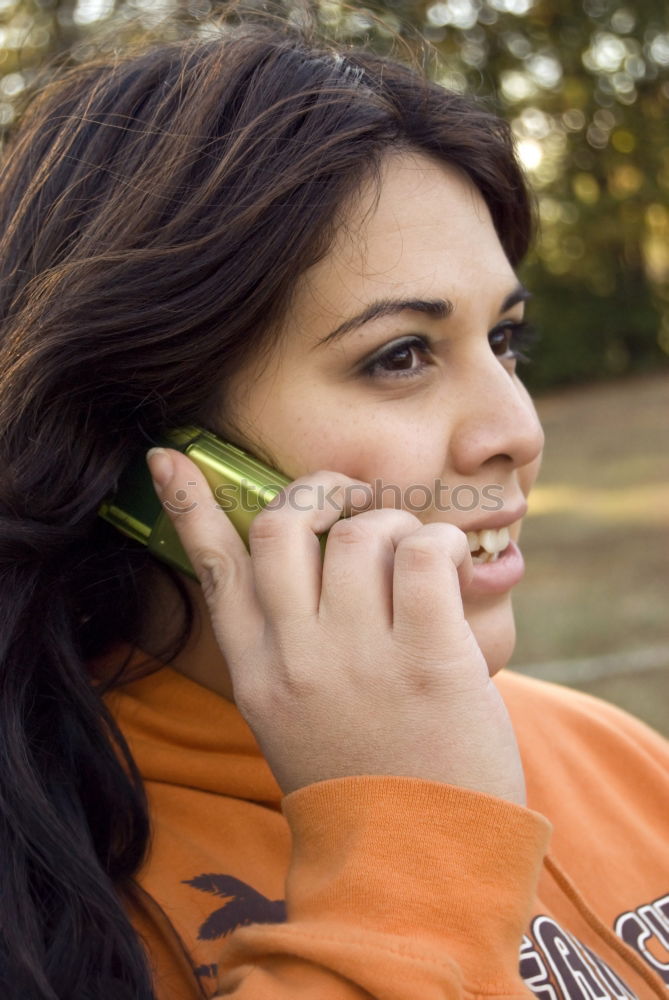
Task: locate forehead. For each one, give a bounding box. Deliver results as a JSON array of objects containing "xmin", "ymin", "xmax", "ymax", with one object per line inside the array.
[{"xmin": 288, "ymin": 150, "xmax": 516, "ymax": 342}]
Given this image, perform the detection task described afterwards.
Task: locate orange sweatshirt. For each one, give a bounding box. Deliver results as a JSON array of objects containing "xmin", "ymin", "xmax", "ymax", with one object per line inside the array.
[{"xmin": 103, "ymin": 645, "xmax": 669, "ymax": 1000}]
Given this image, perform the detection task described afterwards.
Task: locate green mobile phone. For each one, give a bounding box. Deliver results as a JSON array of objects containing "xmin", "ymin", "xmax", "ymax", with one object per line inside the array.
[{"xmin": 98, "ymin": 425, "xmax": 321, "ymax": 581}]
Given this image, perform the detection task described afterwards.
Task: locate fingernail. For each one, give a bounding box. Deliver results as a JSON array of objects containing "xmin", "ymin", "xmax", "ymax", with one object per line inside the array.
[{"xmin": 146, "ymin": 447, "xmax": 173, "ymax": 490}]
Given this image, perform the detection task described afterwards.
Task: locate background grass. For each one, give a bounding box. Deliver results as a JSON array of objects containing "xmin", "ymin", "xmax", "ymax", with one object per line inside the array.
[{"xmin": 510, "ymin": 371, "xmax": 669, "ymax": 735}]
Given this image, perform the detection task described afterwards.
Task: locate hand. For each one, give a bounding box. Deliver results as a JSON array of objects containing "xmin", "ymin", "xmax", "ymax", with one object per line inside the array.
[{"xmin": 147, "ymin": 448, "xmax": 526, "ymax": 804}]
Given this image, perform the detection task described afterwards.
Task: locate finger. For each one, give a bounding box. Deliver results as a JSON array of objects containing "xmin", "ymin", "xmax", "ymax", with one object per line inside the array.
[
  {"xmin": 392, "ymin": 522, "xmax": 473, "ymax": 646},
  {"xmin": 318, "ymin": 507, "xmax": 424, "ymax": 629},
  {"xmin": 146, "ymin": 447, "xmax": 264, "ymax": 662},
  {"xmin": 247, "ymin": 471, "xmax": 375, "ymax": 625}
]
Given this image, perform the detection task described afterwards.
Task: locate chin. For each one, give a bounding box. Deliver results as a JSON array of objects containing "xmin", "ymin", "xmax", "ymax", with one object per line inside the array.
[{"xmin": 464, "ymin": 594, "xmax": 517, "ymax": 677}]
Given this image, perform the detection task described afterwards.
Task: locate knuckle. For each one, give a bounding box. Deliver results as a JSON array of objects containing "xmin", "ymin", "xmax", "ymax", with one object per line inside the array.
[
  {"xmin": 397, "ymin": 522, "xmax": 467, "ymax": 566},
  {"xmin": 327, "ymin": 507, "xmax": 423, "ymax": 546},
  {"xmin": 395, "ymin": 509, "xmax": 424, "ymax": 530},
  {"xmin": 248, "ymin": 508, "xmax": 288, "ymax": 543},
  {"xmin": 417, "ymin": 521, "xmax": 466, "ymax": 546},
  {"xmin": 362, "ymin": 507, "xmax": 422, "ymax": 529},
  {"xmin": 194, "ymin": 548, "xmax": 233, "ymax": 601},
  {"xmin": 395, "ymin": 535, "xmax": 439, "ymax": 571},
  {"xmin": 327, "ymin": 516, "xmax": 372, "ymax": 545}
]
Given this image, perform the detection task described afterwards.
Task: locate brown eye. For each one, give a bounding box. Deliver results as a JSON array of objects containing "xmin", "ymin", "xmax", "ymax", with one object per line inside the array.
[
  {"xmin": 384, "ymin": 344, "xmax": 416, "ymax": 370},
  {"xmin": 360, "ymin": 335, "xmax": 433, "ymax": 381},
  {"xmin": 488, "ymin": 321, "xmax": 537, "ymax": 363},
  {"xmin": 489, "ymin": 324, "xmax": 514, "ymax": 357}
]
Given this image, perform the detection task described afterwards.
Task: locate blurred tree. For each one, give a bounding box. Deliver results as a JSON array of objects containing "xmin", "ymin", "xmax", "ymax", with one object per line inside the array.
[{"xmin": 1, "ymin": 0, "xmax": 667, "ymax": 389}]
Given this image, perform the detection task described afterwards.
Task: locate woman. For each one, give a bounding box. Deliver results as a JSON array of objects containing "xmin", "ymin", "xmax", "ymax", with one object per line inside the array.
[{"xmin": 1, "ymin": 18, "xmax": 668, "ymax": 1000}]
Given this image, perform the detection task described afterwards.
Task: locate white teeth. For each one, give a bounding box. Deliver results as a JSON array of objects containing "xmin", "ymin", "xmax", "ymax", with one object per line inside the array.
[
  {"xmin": 472, "ymin": 551, "xmax": 495, "ymax": 564},
  {"xmin": 479, "ymin": 529, "xmax": 498, "ymax": 554},
  {"xmin": 468, "ymin": 526, "xmax": 511, "ymax": 560}
]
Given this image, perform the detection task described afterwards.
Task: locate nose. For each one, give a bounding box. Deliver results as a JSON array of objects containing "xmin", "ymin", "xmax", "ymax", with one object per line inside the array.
[{"xmin": 448, "ymin": 357, "xmax": 545, "ymax": 478}]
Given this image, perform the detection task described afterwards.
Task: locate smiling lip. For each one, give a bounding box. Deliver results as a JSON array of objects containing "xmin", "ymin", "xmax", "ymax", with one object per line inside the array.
[
  {"xmin": 463, "ymin": 539, "xmax": 525, "ymax": 598},
  {"xmin": 460, "ymin": 501, "xmax": 528, "ymax": 535}
]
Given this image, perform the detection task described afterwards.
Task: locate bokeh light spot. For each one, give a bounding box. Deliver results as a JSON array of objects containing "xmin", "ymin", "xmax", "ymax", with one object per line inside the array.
[
  {"xmin": 573, "ymin": 173, "xmax": 600, "ymax": 203},
  {"xmin": 611, "ymin": 128, "xmax": 636, "ymax": 153}
]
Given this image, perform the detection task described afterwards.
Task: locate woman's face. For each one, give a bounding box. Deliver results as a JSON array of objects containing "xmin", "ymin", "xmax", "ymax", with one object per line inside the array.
[{"xmin": 219, "ymin": 151, "xmax": 544, "ymax": 676}]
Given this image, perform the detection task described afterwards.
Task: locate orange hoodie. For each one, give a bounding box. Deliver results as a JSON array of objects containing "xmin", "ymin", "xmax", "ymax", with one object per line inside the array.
[{"xmin": 103, "ymin": 645, "xmax": 669, "ymax": 1000}]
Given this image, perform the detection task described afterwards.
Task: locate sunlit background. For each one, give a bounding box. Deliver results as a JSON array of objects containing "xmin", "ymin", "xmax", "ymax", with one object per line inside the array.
[
  {"xmin": 1, "ymin": 0, "xmax": 668, "ymax": 728},
  {"xmin": 2, "ymin": 0, "xmax": 667, "ymax": 388}
]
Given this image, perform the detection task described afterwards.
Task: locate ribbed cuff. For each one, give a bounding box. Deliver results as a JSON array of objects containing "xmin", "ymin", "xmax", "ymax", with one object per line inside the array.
[{"xmin": 282, "ymin": 775, "xmax": 551, "ymax": 992}]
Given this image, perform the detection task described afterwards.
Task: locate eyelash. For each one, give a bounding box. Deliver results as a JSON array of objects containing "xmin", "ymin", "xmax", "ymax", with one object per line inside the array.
[{"xmin": 359, "ymin": 321, "xmax": 538, "ymax": 381}]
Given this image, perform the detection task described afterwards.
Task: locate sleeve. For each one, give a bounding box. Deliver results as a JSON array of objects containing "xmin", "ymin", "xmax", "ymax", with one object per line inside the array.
[
  {"xmin": 212, "ymin": 775, "xmax": 552, "ymax": 999},
  {"xmin": 567, "ymin": 688, "xmax": 669, "ymax": 763}
]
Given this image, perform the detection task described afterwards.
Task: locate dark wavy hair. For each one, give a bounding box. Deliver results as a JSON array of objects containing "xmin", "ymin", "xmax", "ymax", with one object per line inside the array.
[{"xmin": 0, "ymin": 16, "xmax": 533, "ymax": 999}]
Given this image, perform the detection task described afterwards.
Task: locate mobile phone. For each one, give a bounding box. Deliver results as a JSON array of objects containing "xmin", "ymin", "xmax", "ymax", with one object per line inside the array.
[{"xmin": 98, "ymin": 425, "xmax": 322, "ymax": 581}]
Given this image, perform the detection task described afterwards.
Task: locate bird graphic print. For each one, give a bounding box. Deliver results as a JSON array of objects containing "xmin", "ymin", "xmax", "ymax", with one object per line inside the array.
[
  {"xmin": 184, "ymin": 872, "xmax": 287, "ymax": 982},
  {"xmin": 184, "ymin": 873, "xmax": 287, "ymax": 940}
]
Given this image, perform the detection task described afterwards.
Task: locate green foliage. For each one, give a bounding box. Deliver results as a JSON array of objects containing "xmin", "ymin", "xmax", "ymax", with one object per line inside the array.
[{"xmin": 1, "ymin": 0, "xmax": 667, "ymax": 389}]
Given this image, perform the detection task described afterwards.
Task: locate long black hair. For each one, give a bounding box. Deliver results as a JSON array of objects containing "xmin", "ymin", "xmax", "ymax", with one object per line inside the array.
[{"xmin": 0, "ymin": 16, "xmax": 533, "ymax": 998}]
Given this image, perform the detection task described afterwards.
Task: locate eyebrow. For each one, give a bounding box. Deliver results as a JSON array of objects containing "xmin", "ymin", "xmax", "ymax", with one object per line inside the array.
[{"xmin": 313, "ymin": 283, "xmax": 531, "ymax": 349}]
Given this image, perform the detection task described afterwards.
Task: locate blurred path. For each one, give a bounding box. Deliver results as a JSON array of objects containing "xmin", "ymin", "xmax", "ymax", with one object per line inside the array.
[
  {"xmin": 517, "ymin": 644, "xmax": 669, "ymax": 736},
  {"xmin": 510, "ymin": 372, "xmax": 669, "ymax": 735}
]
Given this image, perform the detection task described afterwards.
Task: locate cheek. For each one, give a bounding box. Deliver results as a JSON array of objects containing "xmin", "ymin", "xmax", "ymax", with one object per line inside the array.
[
  {"xmin": 275, "ymin": 405, "xmax": 444, "ymax": 490},
  {"xmin": 272, "ymin": 417, "xmax": 371, "ymax": 480},
  {"xmin": 518, "ymin": 451, "xmax": 543, "ymax": 497}
]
